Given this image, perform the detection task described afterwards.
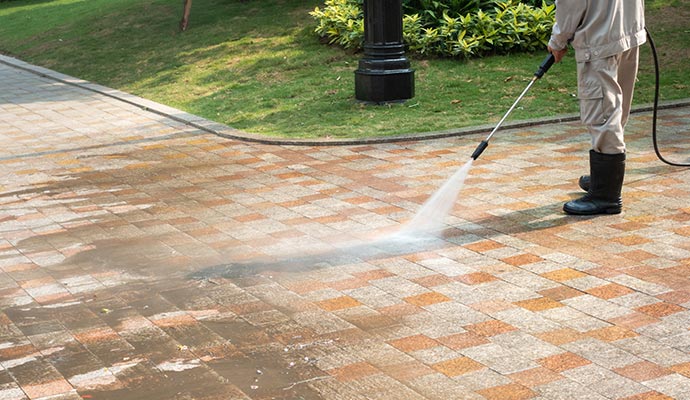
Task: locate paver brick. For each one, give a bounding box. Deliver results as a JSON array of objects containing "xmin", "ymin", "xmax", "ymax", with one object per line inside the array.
[{"xmin": 2, "ymin": 56, "xmax": 690, "ymax": 399}]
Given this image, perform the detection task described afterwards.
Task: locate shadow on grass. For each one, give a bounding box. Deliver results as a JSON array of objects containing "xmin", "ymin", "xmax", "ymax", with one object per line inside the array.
[{"xmin": 2, "ymin": 0, "xmax": 327, "ymax": 89}]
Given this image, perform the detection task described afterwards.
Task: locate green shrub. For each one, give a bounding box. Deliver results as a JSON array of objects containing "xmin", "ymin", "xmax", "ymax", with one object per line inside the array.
[
  {"xmin": 311, "ymin": 0, "xmax": 365, "ymax": 49},
  {"xmin": 310, "ymin": 0, "xmax": 555, "ymax": 58}
]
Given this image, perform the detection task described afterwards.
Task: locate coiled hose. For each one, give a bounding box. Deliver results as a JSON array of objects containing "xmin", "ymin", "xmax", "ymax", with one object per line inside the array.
[{"xmin": 646, "ymin": 27, "xmax": 690, "ymax": 167}]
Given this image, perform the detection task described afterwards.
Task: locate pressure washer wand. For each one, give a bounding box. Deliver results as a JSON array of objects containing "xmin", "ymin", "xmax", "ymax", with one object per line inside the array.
[{"xmin": 471, "ymin": 53, "xmax": 556, "ymax": 160}]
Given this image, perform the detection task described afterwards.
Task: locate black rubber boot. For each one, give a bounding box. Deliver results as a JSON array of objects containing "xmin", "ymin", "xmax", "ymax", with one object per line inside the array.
[
  {"xmin": 578, "ymin": 175, "xmax": 590, "ymax": 192},
  {"xmin": 564, "ymin": 150, "xmax": 625, "ymax": 215}
]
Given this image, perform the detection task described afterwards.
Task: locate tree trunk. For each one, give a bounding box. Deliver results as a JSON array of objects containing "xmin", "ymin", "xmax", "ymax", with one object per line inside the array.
[{"xmin": 180, "ymin": 0, "xmax": 192, "ymax": 31}]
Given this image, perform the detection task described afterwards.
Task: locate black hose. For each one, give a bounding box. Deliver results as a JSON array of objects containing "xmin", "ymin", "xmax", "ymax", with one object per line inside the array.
[{"xmin": 646, "ymin": 27, "xmax": 690, "ymax": 167}]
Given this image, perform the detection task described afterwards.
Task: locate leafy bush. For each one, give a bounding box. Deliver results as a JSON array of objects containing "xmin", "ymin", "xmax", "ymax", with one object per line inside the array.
[
  {"xmin": 310, "ymin": 0, "xmax": 555, "ymax": 58},
  {"xmin": 311, "ymin": 0, "xmax": 365, "ymax": 49}
]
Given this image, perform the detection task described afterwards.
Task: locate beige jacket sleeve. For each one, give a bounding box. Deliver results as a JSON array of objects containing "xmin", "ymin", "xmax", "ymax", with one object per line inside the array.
[{"xmin": 548, "ymin": 0, "xmax": 587, "ymax": 51}]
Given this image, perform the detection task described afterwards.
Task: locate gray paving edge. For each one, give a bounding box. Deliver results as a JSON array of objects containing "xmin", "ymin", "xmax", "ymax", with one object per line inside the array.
[{"xmin": 3, "ymin": 54, "xmax": 689, "ymax": 147}]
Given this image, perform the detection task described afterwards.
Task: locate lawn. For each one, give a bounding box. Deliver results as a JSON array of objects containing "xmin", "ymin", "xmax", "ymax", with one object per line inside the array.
[{"xmin": 0, "ymin": 0, "xmax": 687, "ymax": 139}]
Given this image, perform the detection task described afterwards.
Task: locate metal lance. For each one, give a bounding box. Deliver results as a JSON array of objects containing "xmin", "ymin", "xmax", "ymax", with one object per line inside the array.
[{"xmin": 471, "ymin": 54, "xmax": 555, "ymax": 160}]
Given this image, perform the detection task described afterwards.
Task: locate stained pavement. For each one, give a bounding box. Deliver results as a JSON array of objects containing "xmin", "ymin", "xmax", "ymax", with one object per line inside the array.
[{"xmin": 1, "ymin": 54, "xmax": 690, "ymax": 400}]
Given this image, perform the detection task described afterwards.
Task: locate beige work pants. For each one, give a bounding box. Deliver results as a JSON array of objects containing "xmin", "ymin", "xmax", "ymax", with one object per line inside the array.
[{"xmin": 576, "ymin": 46, "xmax": 640, "ymax": 154}]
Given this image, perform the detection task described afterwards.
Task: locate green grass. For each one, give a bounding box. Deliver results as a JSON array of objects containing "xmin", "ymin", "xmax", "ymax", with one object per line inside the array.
[{"xmin": 1, "ymin": 0, "xmax": 688, "ymax": 139}]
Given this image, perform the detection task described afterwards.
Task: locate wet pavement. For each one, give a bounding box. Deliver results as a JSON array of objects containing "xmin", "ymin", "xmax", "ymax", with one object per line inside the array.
[{"xmin": 1, "ymin": 54, "xmax": 690, "ymax": 400}]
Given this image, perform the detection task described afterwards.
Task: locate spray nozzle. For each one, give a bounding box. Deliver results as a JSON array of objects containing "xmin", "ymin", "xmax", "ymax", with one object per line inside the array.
[
  {"xmin": 471, "ymin": 140, "xmax": 489, "ymax": 160},
  {"xmin": 534, "ymin": 53, "xmax": 556, "ymax": 79}
]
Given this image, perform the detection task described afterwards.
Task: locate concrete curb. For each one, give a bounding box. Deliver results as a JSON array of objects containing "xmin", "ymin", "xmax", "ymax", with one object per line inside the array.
[{"xmin": 3, "ymin": 54, "xmax": 689, "ymax": 147}]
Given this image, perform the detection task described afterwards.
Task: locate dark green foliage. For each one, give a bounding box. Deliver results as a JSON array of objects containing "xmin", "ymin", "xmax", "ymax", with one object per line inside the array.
[
  {"xmin": 517, "ymin": 0, "xmax": 554, "ymax": 7},
  {"xmin": 402, "ymin": 0, "xmax": 497, "ymax": 24}
]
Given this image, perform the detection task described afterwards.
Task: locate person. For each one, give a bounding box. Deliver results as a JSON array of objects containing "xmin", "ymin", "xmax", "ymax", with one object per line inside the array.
[{"xmin": 547, "ymin": 0, "xmax": 646, "ymax": 215}]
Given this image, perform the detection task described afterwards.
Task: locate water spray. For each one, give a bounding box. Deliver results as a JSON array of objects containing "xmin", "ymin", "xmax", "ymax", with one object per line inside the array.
[
  {"xmin": 470, "ymin": 53, "xmax": 555, "ymax": 160},
  {"xmin": 394, "ymin": 55, "xmax": 556, "ymax": 236}
]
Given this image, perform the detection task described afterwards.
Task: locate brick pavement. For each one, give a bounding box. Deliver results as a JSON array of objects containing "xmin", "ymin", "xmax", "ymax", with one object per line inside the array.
[{"xmin": 1, "ymin": 56, "xmax": 690, "ymax": 400}]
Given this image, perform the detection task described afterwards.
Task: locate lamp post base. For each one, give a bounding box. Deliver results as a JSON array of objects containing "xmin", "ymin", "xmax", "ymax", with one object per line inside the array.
[
  {"xmin": 355, "ymin": 58, "xmax": 415, "ymax": 104},
  {"xmin": 355, "ymin": 70, "xmax": 415, "ymax": 104}
]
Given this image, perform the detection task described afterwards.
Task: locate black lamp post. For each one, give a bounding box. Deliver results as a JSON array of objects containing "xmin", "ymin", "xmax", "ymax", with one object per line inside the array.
[{"xmin": 354, "ymin": 0, "xmax": 415, "ymax": 103}]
